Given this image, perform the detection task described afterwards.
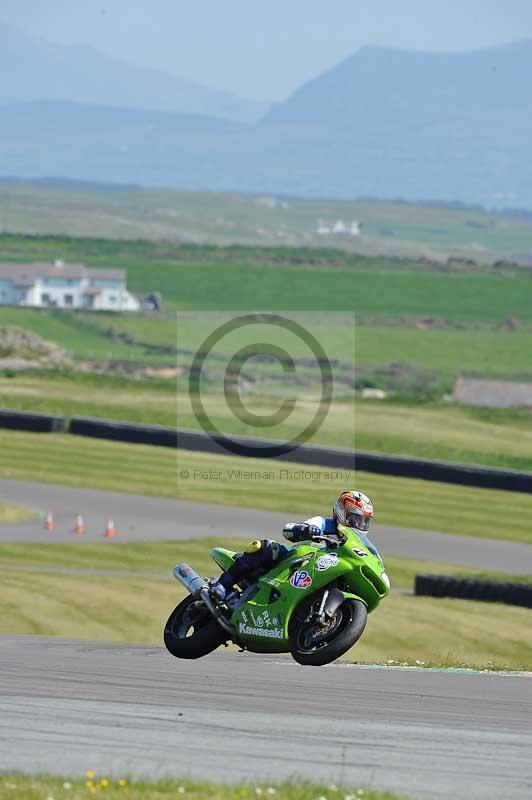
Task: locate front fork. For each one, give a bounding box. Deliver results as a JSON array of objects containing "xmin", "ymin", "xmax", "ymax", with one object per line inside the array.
[{"xmin": 313, "ymin": 587, "xmax": 346, "ymax": 622}]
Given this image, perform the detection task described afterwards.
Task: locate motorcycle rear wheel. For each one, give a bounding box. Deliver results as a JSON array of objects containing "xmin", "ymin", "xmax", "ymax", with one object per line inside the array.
[
  {"xmin": 164, "ymin": 596, "xmax": 227, "ymax": 659},
  {"xmin": 290, "ymin": 598, "xmax": 368, "ymax": 666}
]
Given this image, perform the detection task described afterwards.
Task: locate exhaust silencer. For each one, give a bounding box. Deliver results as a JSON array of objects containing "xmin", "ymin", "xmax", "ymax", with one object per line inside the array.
[{"xmin": 173, "ymin": 563, "xmax": 206, "ymax": 597}]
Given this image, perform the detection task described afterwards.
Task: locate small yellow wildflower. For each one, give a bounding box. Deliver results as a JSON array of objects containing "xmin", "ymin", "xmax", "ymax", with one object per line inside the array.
[
  {"xmin": 118, "ymin": 779, "xmax": 128, "ymax": 787},
  {"xmin": 85, "ymin": 781, "xmax": 94, "ymax": 789},
  {"xmin": 100, "ymin": 780, "xmax": 109, "ymax": 788},
  {"xmin": 86, "ymin": 772, "xmax": 95, "ymax": 780}
]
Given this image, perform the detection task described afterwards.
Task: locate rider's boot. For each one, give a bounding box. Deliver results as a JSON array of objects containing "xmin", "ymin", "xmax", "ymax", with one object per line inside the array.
[{"xmin": 208, "ymin": 578, "xmax": 227, "ymax": 602}]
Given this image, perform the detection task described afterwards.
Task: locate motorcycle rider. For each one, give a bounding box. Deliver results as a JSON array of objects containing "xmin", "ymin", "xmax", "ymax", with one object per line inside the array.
[
  {"xmin": 284, "ymin": 489, "xmax": 378, "ymax": 553},
  {"xmin": 210, "ymin": 490, "xmax": 377, "ymax": 599}
]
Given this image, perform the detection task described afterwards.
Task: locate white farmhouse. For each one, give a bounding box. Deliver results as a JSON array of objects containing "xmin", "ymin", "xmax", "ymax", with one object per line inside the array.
[
  {"xmin": 332, "ymin": 220, "xmax": 347, "ymax": 234},
  {"xmin": 0, "ymin": 261, "xmax": 140, "ymax": 311},
  {"xmin": 316, "ymin": 219, "xmax": 362, "ymax": 237}
]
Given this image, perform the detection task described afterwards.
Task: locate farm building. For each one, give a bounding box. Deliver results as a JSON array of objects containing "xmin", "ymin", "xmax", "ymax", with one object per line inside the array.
[
  {"xmin": 0, "ymin": 261, "xmax": 140, "ymax": 311},
  {"xmin": 453, "ymin": 378, "xmax": 532, "ymax": 408}
]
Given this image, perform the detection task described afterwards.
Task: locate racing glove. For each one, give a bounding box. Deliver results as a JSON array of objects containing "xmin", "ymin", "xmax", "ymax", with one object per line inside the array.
[{"xmin": 283, "ymin": 523, "xmax": 322, "ymax": 543}]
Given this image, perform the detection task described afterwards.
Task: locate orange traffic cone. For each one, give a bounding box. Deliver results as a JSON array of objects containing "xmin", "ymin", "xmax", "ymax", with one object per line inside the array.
[
  {"xmin": 74, "ymin": 513, "xmax": 85, "ymax": 535},
  {"xmin": 44, "ymin": 510, "xmax": 54, "ymax": 532},
  {"xmin": 104, "ymin": 518, "xmax": 116, "ymax": 538}
]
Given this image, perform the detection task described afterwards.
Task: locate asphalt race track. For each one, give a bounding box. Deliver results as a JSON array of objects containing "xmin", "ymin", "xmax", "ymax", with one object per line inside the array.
[
  {"xmin": 1, "ymin": 635, "xmax": 531, "ymax": 800},
  {"xmin": 1, "ymin": 478, "xmax": 532, "ymax": 574}
]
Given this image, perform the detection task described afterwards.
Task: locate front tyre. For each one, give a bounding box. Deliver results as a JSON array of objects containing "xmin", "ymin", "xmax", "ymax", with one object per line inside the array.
[
  {"xmin": 164, "ymin": 596, "xmax": 227, "ymax": 659},
  {"xmin": 290, "ymin": 598, "xmax": 368, "ymax": 666}
]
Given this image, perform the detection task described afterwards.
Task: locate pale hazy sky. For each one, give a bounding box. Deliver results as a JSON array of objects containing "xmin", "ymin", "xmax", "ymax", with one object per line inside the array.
[{"xmin": 2, "ymin": 0, "xmax": 532, "ymax": 101}]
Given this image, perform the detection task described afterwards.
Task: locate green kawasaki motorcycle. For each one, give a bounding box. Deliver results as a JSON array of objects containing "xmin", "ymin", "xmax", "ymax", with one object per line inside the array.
[{"xmin": 164, "ymin": 525, "xmax": 390, "ymax": 666}]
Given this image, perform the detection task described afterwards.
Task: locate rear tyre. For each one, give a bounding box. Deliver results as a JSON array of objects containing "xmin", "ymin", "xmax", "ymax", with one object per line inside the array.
[
  {"xmin": 164, "ymin": 596, "xmax": 227, "ymax": 659},
  {"xmin": 290, "ymin": 598, "xmax": 368, "ymax": 666}
]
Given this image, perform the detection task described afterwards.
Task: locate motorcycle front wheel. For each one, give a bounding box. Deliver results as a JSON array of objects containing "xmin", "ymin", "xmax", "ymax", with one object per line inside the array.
[
  {"xmin": 290, "ymin": 598, "xmax": 368, "ymax": 666},
  {"xmin": 164, "ymin": 596, "xmax": 227, "ymax": 659}
]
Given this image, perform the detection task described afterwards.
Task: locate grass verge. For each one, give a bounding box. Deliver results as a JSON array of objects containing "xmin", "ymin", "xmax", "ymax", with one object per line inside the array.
[
  {"xmin": 355, "ymin": 593, "xmax": 532, "ymax": 670},
  {"xmin": 2, "ymin": 562, "xmax": 531, "ymax": 670},
  {"xmin": 0, "ymin": 429, "xmax": 177, "ymax": 497},
  {"xmin": 1, "ymin": 430, "xmax": 531, "ymax": 544},
  {"xmin": 0, "ymin": 774, "xmax": 405, "ymax": 800},
  {"xmin": 0, "ymin": 503, "xmax": 35, "ymax": 523},
  {"xmin": 1, "ymin": 540, "xmax": 530, "ymax": 589}
]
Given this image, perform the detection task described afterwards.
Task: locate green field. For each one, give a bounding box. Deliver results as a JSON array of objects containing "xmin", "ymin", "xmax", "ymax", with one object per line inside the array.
[
  {"xmin": 91, "ymin": 263, "xmax": 532, "ymax": 323},
  {"xmin": 2, "ymin": 233, "xmax": 532, "ymax": 323},
  {"xmin": 3, "ymin": 182, "xmax": 532, "ymax": 264},
  {"xmin": 0, "ymin": 308, "xmax": 170, "ymax": 363},
  {"xmin": 0, "ymin": 774, "xmax": 405, "ymax": 800},
  {"xmin": 85, "ymin": 311, "xmax": 532, "ymax": 375},
  {"xmin": 1, "ymin": 429, "xmax": 531, "ymax": 544},
  {"xmin": 5, "ymin": 307, "xmax": 532, "ymax": 385}
]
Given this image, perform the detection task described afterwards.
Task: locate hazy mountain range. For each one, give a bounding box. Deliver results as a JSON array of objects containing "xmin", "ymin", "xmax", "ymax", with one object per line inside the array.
[
  {"xmin": 1, "ymin": 21, "xmax": 532, "ymax": 209},
  {"xmin": 0, "ymin": 21, "xmax": 266, "ymax": 123}
]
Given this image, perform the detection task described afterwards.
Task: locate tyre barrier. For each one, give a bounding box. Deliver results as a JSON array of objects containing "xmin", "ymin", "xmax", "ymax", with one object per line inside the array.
[
  {"xmin": 69, "ymin": 417, "xmax": 177, "ymax": 448},
  {"xmin": 0, "ymin": 408, "xmax": 65, "ymax": 433},
  {"xmin": 415, "ymin": 573, "xmax": 532, "ymax": 609}
]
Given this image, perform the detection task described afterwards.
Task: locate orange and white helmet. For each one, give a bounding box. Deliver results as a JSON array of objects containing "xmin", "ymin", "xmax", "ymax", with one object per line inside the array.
[{"xmin": 333, "ymin": 490, "xmax": 374, "ymax": 532}]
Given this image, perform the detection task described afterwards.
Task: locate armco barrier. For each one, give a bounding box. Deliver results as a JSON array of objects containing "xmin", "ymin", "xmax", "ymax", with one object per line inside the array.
[
  {"xmin": 0, "ymin": 408, "xmax": 65, "ymax": 433},
  {"xmin": 69, "ymin": 417, "xmax": 176, "ymax": 447},
  {"xmin": 415, "ymin": 573, "xmax": 532, "ymax": 609}
]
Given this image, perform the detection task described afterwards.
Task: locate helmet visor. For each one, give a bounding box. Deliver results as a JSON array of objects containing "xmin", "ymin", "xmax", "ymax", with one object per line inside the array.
[{"xmin": 346, "ymin": 512, "xmax": 371, "ymax": 532}]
